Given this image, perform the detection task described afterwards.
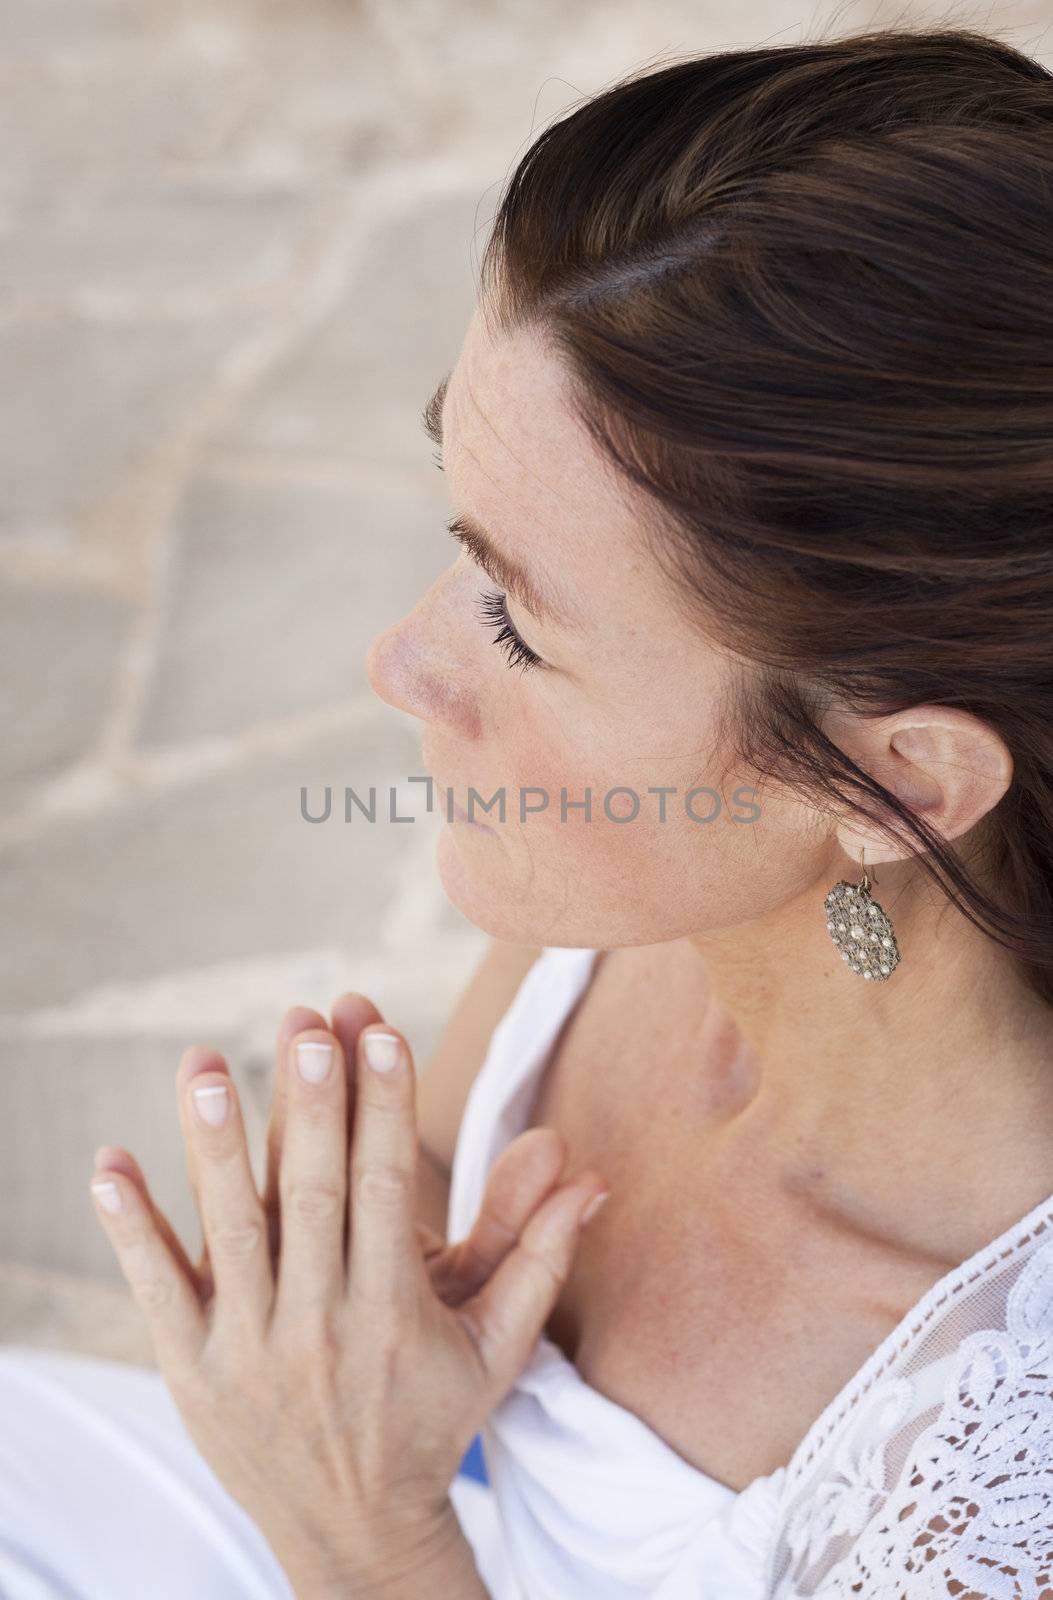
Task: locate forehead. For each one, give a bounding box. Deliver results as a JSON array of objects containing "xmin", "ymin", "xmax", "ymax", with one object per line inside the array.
[
  {"xmin": 443, "ymin": 308, "xmax": 654, "ymax": 616},
  {"xmin": 446, "ymin": 308, "xmax": 599, "ymax": 502}
]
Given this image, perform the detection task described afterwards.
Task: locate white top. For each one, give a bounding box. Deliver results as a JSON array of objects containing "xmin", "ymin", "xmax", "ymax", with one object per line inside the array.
[{"xmin": 445, "ymin": 945, "xmax": 1053, "ymax": 1599}]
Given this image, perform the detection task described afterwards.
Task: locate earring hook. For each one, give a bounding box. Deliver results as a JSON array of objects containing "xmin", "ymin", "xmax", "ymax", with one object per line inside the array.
[{"xmin": 860, "ymin": 845, "xmax": 878, "ymax": 892}]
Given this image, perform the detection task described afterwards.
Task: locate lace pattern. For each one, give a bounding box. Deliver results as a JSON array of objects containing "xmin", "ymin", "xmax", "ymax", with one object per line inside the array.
[{"xmin": 768, "ymin": 1228, "xmax": 1053, "ymax": 1599}]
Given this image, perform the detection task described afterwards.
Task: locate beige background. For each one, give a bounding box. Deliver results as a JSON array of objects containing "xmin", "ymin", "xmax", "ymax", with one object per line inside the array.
[{"xmin": 2, "ymin": 0, "xmax": 1048, "ymax": 1364}]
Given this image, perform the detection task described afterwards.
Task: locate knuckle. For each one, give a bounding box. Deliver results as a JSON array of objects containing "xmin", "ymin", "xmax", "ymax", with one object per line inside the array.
[
  {"xmin": 353, "ymin": 1164, "xmax": 414, "ymax": 1210},
  {"xmin": 133, "ymin": 1275, "xmax": 174, "ymax": 1310},
  {"xmin": 477, "ymin": 1202, "xmax": 518, "ymax": 1247},
  {"xmin": 272, "ymin": 1308, "xmax": 342, "ymax": 1367},
  {"xmin": 292, "ymin": 1095, "xmax": 338, "ymax": 1129},
  {"xmin": 358, "ymin": 1084, "xmax": 409, "ymax": 1116},
  {"xmin": 284, "ymin": 1179, "xmax": 344, "ymax": 1223},
  {"xmin": 121, "ymin": 1242, "xmax": 176, "ymax": 1310},
  {"xmin": 198, "ymin": 1142, "xmax": 243, "ymax": 1174},
  {"xmin": 210, "ymin": 1218, "xmax": 265, "ymax": 1258},
  {"xmin": 519, "ymin": 1238, "xmax": 567, "ymax": 1297},
  {"xmin": 203, "ymin": 1328, "xmax": 260, "ymax": 1384}
]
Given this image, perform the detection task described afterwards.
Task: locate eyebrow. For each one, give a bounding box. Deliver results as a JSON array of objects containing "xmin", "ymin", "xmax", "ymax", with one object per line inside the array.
[{"xmin": 421, "ymin": 372, "xmax": 580, "ymax": 632}]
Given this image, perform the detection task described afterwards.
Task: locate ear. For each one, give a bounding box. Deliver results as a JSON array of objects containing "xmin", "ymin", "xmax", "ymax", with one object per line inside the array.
[{"xmin": 829, "ymin": 704, "xmax": 1013, "ymax": 867}]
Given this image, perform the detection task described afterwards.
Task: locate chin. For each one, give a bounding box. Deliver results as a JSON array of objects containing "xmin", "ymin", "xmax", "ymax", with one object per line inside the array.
[
  {"xmin": 435, "ymin": 826, "xmax": 510, "ymax": 937},
  {"xmin": 434, "ymin": 826, "xmax": 542, "ymax": 943}
]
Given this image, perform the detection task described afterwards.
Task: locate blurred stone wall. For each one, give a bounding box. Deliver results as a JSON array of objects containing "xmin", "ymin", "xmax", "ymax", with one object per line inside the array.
[{"xmin": 2, "ymin": 0, "xmax": 1046, "ymax": 1360}]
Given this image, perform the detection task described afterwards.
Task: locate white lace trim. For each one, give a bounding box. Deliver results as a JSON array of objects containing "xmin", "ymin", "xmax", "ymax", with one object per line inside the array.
[
  {"xmin": 784, "ymin": 1215, "xmax": 1053, "ymax": 1494},
  {"xmin": 769, "ymin": 1222, "xmax": 1053, "ymax": 1598}
]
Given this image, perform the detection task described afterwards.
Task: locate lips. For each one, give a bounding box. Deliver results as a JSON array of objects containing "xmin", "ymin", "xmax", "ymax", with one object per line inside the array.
[
  {"xmin": 422, "ymin": 759, "xmax": 492, "ymax": 830},
  {"xmin": 450, "ymin": 796, "xmax": 492, "ymax": 830},
  {"xmin": 442, "ymin": 788, "xmax": 491, "ymax": 830}
]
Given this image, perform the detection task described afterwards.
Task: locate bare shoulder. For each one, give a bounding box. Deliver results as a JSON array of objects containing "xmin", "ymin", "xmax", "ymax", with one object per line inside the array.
[{"xmin": 414, "ymin": 939, "xmax": 546, "ymax": 1173}]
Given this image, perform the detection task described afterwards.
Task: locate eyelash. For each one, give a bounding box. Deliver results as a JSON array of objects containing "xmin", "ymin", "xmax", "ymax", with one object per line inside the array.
[{"xmin": 473, "ymin": 587, "xmax": 546, "ymax": 674}]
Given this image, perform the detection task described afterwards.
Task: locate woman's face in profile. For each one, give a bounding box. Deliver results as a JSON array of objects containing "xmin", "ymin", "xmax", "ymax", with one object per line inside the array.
[{"xmin": 366, "ymin": 303, "xmax": 829, "ymax": 949}]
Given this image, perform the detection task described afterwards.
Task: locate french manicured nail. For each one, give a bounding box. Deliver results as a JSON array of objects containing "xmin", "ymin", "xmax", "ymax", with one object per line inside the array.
[
  {"xmin": 90, "ymin": 1179, "xmax": 123, "ymax": 1214},
  {"xmin": 580, "ymin": 1191, "xmax": 610, "ymax": 1227},
  {"xmin": 193, "ymin": 1083, "xmax": 229, "ymax": 1126},
  {"xmin": 363, "ymin": 1031, "xmax": 402, "ymax": 1074},
  {"xmin": 296, "ymin": 1041, "xmax": 333, "ymax": 1084}
]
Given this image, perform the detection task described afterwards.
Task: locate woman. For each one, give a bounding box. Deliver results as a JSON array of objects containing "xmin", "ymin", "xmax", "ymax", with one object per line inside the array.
[{"xmin": 4, "ymin": 22, "xmax": 1053, "ymax": 1599}]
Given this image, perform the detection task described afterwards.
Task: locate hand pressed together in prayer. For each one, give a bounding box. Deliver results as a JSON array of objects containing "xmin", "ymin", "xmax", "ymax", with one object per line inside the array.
[{"xmin": 89, "ymin": 993, "xmax": 610, "ymax": 1598}]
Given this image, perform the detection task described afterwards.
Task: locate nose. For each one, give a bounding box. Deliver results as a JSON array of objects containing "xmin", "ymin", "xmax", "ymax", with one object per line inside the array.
[
  {"xmin": 363, "ymin": 626, "xmax": 395, "ymax": 702},
  {"xmin": 364, "ymin": 583, "xmax": 481, "ymax": 738},
  {"xmin": 364, "ymin": 622, "xmax": 416, "ymax": 713}
]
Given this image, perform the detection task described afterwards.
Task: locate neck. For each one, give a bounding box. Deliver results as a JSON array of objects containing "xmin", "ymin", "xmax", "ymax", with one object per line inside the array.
[{"xmin": 682, "ymin": 863, "xmax": 1053, "ymax": 1254}]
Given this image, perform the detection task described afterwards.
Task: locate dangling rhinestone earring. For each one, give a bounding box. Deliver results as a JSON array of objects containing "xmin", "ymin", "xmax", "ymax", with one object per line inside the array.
[{"xmin": 824, "ymin": 847, "xmax": 901, "ymax": 981}]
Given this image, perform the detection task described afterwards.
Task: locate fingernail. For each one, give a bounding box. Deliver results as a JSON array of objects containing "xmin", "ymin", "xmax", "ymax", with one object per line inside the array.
[
  {"xmin": 363, "ymin": 1031, "xmax": 401, "ymax": 1074},
  {"xmin": 296, "ymin": 1041, "xmax": 333, "ymax": 1084},
  {"xmin": 580, "ymin": 1191, "xmax": 610, "ymax": 1227},
  {"xmin": 193, "ymin": 1083, "xmax": 229, "ymax": 1126},
  {"xmin": 90, "ymin": 1180, "xmax": 123, "ymax": 1214}
]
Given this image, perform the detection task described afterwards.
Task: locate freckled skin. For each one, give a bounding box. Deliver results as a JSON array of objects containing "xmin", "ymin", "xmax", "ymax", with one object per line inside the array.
[
  {"xmin": 364, "ymin": 298, "xmax": 1053, "ymax": 1247},
  {"xmin": 366, "ymin": 305, "xmax": 820, "ymax": 952}
]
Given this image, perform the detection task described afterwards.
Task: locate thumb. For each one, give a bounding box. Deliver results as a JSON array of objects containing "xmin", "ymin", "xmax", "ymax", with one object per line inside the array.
[{"xmin": 456, "ymin": 1177, "xmax": 610, "ymax": 1396}]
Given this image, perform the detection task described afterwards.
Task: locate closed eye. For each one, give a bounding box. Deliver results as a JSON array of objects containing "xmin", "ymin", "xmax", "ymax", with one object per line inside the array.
[{"xmin": 474, "ymin": 588, "xmax": 546, "ymax": 674}]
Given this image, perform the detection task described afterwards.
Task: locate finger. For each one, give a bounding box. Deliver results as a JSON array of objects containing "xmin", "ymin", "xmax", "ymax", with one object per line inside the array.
[
  {"xmin": 89, "ymin": 1162, "xmax": 206, "ymax": 1376},
  {"xmin": 263, "ymin": 1006, "xmax": 329, "ymax": 1262},
  {"xmin": 429, "ymin": 1128, "xmax": 568, "ymax": 1305},
  {"xmin": 347, "ymin": 1027, "xmax": 421, "ymax": 1313},
  {"xmin": 328, "ymin": 990, "xmax": 385, "ymax": 1143},
  {"xmin": 176, "ymin": 1046, "xmax": 273, "ymax": 1336},
  {"xmin": 262, "ymin": 998, "xmax": 383, "ymax": 1265},
  {"xmin": 176, "ymin": 1050, "xmax": 254, "ymax": 1300},
  {"xmin": 272, "ymin": 1027, "xmax": 349, "ymax": 1331},
  {"xmin": 457, "ymin": 1176, "xmax": 610, "ymax": 1397},
  {"xmin": 93, "ymin": 1144, "xmax": 206, "ymax": 1305}
]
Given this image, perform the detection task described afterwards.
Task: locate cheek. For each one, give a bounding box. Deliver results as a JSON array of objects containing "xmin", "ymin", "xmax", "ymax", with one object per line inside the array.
[
  {"xmin": 486, "ymin": 702, "xmax": 700, "ymax": 872},
  {"xmin": 496, "ymin": 693, "xmax": 700, "ymax": 835},
  {"xmin": 435, "ymin": 693, "xmax": 828, "ymax": 948},
  {"xmin": 496, "ymin": 709, "xmax": 781, "ymax": 902},
  {"xmin": 479, "ymin": 682, "xmax": 572, "ymax": 797},
  {"xmin": 507, "ymin": 766, "xmax": 820, "ymax": 947}
]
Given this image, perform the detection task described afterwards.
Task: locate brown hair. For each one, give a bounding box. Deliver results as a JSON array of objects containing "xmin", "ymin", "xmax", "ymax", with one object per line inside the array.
[{"xmin": 478, "ymin": 24, "xmax": 1053, "ymax": 1001}]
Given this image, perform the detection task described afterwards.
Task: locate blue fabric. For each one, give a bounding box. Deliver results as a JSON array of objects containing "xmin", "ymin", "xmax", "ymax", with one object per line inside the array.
[{"xmin": 457, "ymin": 1432, "xmax": 489, "ymax": 1485}]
